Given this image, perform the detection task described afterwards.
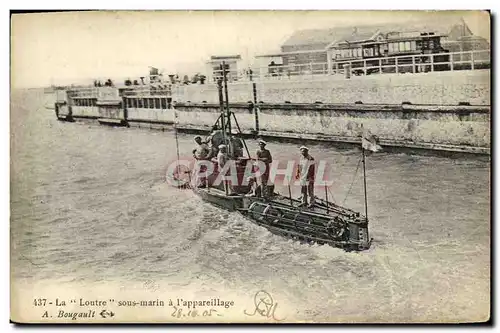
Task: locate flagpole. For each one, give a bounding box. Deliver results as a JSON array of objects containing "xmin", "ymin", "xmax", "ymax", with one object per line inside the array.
[{"xmin": 361, "ymin": 146, "xmax": 368, "ymax": 220}]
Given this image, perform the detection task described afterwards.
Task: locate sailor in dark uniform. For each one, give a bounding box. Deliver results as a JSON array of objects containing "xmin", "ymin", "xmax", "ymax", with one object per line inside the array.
[{"xmin": 256, "ymin": 140, "xmax": 272, "ymax": 198}]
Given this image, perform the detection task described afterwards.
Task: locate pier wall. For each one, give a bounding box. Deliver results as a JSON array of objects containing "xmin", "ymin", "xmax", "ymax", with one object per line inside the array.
[
  {"xmin": 127, "ymin": 108, "xmax": 171, "ymax": 122},
  {"xmin": 52, "ymin": 69, "xmax": 491, "ymax": 154},
  {"xmin": 257, "ymin": 104, "xmax": 490, "ymax": 148},
  {"xmin": 98, "ymin": 105, "xmax": 125, "ymax": 120},
  {"xmin": 173, "ymin": 103, "xmax": 490, "ymax": 150},
  {"xmin": 71, "ymin": 105, "xmax": 124, "ymax": 119},
  {"xmin": 72, "ymin": 106, "xmax": 99, "ymax": 118},
  {"xmin": 56, "ymin": 102, "xmax": 490, "ymax": 153},
  {"xmin": 175, "ymin": 104, "xmax": 256, "ymax": 132},
  {"xmin": 175, "ymin": 70, "xmax": 490, "ymax": 106}
]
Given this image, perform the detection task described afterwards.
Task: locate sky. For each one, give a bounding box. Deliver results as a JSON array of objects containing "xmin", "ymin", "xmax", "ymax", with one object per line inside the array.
[{"xmin": 10, "ymin": 10, "xmax": 490, "ymax": 88}]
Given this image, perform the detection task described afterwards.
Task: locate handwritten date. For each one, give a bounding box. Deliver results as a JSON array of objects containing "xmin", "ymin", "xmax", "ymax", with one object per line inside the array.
[{"xmin": 171, "ymin": 306, "xmax": 221, "ymax": 318}]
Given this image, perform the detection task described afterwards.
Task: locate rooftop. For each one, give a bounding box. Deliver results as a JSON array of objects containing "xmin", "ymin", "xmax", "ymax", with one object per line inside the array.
[
  {"xmin": 282, "ymin": 17, "xmax": 472, "ymax": 49},
  {"xmin": 209, "ymin": 55, "xmax": 242, "ymax": 60},
  {"xmin": 256, "ymin": 49, "xmax": 327, "ymax": 58}
]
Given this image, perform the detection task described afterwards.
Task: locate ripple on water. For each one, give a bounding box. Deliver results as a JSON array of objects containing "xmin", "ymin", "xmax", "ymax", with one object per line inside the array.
[{"xmin": 10, "ymin": 90, "xmax": 490, "ymax": 322}]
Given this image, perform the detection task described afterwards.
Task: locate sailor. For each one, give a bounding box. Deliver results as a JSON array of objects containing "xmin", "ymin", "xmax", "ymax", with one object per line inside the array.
[
  {"xmin": 245, "ymin": 176, "xmax": 262, "ymax": 197},
  {"xmin": 192, "ymin": 136, "xmax": 212, "ymax": 160},
  {"xmin": 217, "ymin": 144, "xmax": 228, "ymax": 167},
  {"xmin": 256, "ymin": 140, "xmax": 272, "ymax": 198},
  {"xmin": 296, "ymin": 146, "xmax": 315, "ymax": 207},
  {"xmin": 207, "ymin": 127, "xmax": 224, "ymax": 156},
  {"xmin": 217, "ymin": 144, "xmax": 232, "ymax": 194},
  {"xmin": 192, "ymin": 136, "xmax": 212, "ymax": 188}
]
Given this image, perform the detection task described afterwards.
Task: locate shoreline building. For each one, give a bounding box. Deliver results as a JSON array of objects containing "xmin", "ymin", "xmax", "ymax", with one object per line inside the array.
[
  {"xmin": 205, "ymin": 55, "xmax": 243, "ymax": 83},
  {"xmin": 255, "ymin": 17, "xmax": 490, "ymax": 77}
]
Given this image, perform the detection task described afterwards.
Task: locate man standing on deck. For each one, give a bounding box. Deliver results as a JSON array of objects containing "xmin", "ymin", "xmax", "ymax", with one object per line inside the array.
[
  {"xmin": 217, "ymin": 144, "xmax": 228, "ymax": 167},
  {"xmin": 217, "ymin": 144, "xmax": 233, "ymax": 194},
  {"xmin": 296, "ymin": 146, "xmax": 315, "ymax": 207},
  {"xmin": 256, "ymin": 140, "xmax": 272, "ymax": 198},
  {"xmin": 193, "ymin": 136, "xmax": 212, "ymax": 188},
  {"xmin": 193, "ymin": 136, "xmax": 212, "ymax": 161}
]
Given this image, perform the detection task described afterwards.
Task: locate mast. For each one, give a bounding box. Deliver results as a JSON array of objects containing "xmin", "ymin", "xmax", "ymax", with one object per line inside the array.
[
  {"xmin": 222, "ymin": 61, "xmax": 232, "ymax": 156},
  {"xmin": 217, "ymin": 64, "xmax": 230, "ymax": 196},
  {"xmin": 252, "ymin": 82, "xmax": 259, "ymax": 135},
  {"xmin": 361, "ymin": 146, "xmax": 368, "ymax": 220},
  {"xmin": 217, "ymin": 78, "xmax": 226, "ymax": 146},
  {"xmin": 324, "ymin": 185, "xmax": 329, "ymax": 214}
]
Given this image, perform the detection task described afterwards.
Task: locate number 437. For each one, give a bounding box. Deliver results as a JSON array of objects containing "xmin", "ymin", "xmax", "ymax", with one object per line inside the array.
[{"xmin": 33, "ymin": 299, "xmax": 47, "ymax": 306}]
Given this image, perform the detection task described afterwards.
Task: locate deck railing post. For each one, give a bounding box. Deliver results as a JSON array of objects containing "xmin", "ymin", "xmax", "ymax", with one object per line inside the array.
[
  {"xmin": 430, "ymin": 54, "xmax": 434, "ymax": 72},
  {"xmin": 412, "ymin": 55, "xmax": 416, "ymax": 73},
  {"xmin": 471, "ymin": 51, "xmax": 475, "ymax": 70},
  {"xmin": 395, "ymin": 57, "xmax": 398, "ymax": 74}
]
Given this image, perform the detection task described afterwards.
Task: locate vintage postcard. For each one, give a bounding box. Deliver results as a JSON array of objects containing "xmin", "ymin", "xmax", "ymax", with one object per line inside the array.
[{"xmin": 10, "ymin": 10, "xmax": 491, "ymax": 323}]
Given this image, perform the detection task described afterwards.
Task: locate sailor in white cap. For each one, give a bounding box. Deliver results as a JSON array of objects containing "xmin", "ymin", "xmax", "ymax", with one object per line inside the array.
[
  {"xmin": 217, "ymin": 144, "xmax": 228, "ymax": 168},
  {"xmin": 296, "ymin": 146, "xmax": 315, "ymax": 207},
  {"xmin": 245, "ymin": 175, "xmax": 262, "ymax": 197},
  {"xmin": 256, "ymin": 139, "xmax": 273, "ymax": 198},
  {"xmin": 217, "ymin": 144, "xmax": 234, "ymax": 194}
]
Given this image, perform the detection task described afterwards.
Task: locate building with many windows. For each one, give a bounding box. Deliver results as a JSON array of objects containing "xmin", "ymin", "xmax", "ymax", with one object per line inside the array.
[
  {"xmin": 255, "ymin": 17, "xmax": 489, "ymax": 76},
  {"xmin": 327, "ymin": 29, "xmax": 451, "ymax": 74}
]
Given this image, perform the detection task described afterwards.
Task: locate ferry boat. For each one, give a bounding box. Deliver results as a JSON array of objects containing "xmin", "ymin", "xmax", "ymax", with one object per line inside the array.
[{"xmin": 170, "ymin": 62, "xmax": 373, "ymax": 251}]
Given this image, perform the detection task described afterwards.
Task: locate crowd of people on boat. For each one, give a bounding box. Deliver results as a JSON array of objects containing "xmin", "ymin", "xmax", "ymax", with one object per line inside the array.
[{"xmin": 192, "ymin": 132, "xmax": 317, "ymax": 207}]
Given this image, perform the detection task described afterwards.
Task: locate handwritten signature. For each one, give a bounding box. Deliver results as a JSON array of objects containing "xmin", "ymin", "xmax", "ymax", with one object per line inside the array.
[{"xmin": 244, "ymin": 290, "xmax": 286, "ymax": 321}]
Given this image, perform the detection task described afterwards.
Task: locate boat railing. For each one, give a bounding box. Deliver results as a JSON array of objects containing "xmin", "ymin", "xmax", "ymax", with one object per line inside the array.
[
  {"xmin": 67, "ymin": 87, "xmax": 100, "ymax": 98},
  {"xmin": 65, "ymin": 85, "xmax": 173, "ymax": 100},
  {"xmin": 122, "ymin": 86, "xmax": 172, "ymax": 97}
]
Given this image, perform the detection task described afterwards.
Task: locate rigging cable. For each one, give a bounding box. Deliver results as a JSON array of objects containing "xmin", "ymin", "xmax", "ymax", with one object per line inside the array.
[
  {"xmin": 324, "ymin": 155, "xmax": 353, "ymax": 204},
  {"xmin": 172, "ymin": 88, "xmax": 190, "ymax": 188},
  {"xmin": 342, "ymin": 156, "xmax": 362, "ymax": 206},
  {"xmin": 173, "ymin": 106, "xmax": 182, "ymax": 186},
  {"xmin": 327, "ymin": 186, "xmax": 337, "ymax": 204}
]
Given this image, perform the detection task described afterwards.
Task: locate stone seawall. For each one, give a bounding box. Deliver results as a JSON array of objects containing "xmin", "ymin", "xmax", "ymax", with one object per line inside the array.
[
  {"xmin": 173, "ymin": 103, "xmax": 490, "ymax": 153},
  {"xmin": 175, "ymin": 70, "xmax": 490, "ymax": 106},
  {"xmin": 175, "ymin": 104, "xmax": 256, "ymax": 133},
  {"xmin": 52, "ymin": 84, "xmax": 491, "ymax": 155},
  {"xmin": 72, "ymin": 105, "xmax": 124, "ymax": 119}
]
